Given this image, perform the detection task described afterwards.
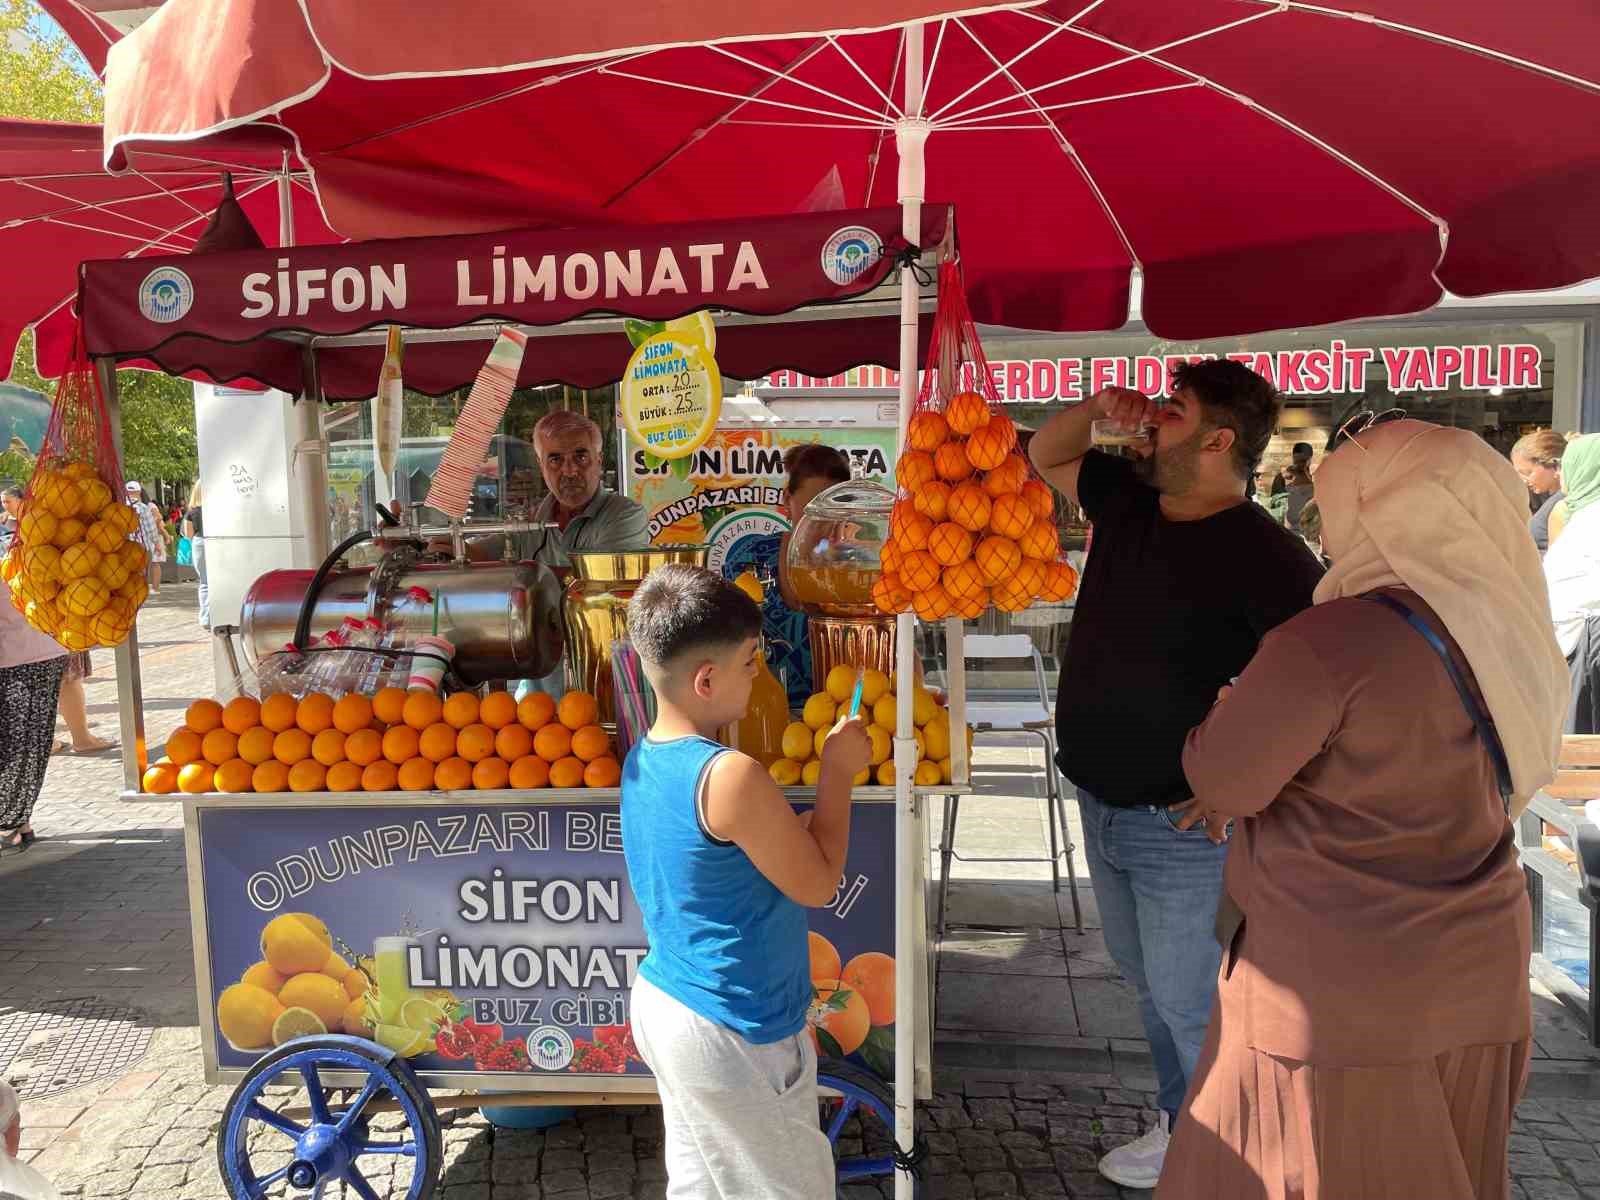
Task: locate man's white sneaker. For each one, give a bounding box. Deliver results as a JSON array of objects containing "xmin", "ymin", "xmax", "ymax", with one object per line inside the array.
[{"xmin": 1096, "ymin": 1110, "xmax": 1170, "ymax": 1190}]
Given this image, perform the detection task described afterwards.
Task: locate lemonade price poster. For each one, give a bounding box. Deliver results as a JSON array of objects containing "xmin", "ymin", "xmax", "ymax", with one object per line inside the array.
[
  {"xmin": 620, "ymin": 332, "xmax": 721, "ymax": 460},
  {"xmin": 195, "ymin": 801, "xmax": 899, "ymax": 1081}
]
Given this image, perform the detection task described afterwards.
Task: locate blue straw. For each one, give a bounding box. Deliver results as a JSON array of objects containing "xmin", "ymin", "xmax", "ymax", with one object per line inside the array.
[{"xmin": 848, "ymin": 672, "xmax": 864, "ymax": 720}]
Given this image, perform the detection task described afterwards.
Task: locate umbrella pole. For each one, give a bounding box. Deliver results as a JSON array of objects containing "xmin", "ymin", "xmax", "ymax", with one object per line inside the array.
[{"xmin": 894, "ymin": 22, "xmax": 928, "ymax": 1200}]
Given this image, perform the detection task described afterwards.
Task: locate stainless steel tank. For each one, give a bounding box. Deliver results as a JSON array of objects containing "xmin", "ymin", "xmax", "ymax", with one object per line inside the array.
[{"xmin": 240, "ymin": 558, "xmax": 565, "ymax": 685}]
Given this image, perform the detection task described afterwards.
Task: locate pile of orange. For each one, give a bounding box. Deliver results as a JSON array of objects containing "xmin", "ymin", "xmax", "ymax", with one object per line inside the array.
[
  {"xmin": 805, "ymin": 930, "xmax": 896, "ymax": 1057},
  {"xmin": 877, "ymin": 391, "xmax": 1078, "ymax": 619},
  {"xmin": 140, "ymin": 687, "xmax": 619, "ymax": 795}
]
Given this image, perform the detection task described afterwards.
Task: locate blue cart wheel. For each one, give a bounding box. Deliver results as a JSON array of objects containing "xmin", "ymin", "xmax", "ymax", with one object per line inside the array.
[
  {"xmin": 817, "ymin": 1057, "xmax": 919, "ymax": 1197},
  {"xmin": 216, "ymin": 1034, "xmax": 442, "ymax": 1199}
]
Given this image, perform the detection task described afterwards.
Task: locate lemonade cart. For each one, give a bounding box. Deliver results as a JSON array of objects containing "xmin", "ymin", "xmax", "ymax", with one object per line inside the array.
[{"xmin": 73, "ymin": 204, "xmax": 974, "ymax": 1197}]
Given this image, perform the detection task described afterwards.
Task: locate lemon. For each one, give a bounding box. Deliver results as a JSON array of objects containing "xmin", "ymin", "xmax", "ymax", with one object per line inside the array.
[
  {"xmin": 912, "ymin": 727, "xmax": 927, "ymax": 763},
  {"xmin": 872, "ymin": 693, "xmax": 898, "ymax": 735},
  {"xmin": 912, "ymin": 689, "xmax": 938, "ymax": 727},
  {"xmin": 768, "ymin": 757, "xmax": 802, "ymax": 786},
  {"xmin": 802, "ymin": 693, "xmax": 836, "ymax": 730},
  {"xmin": 271, "ymin": 1006, "xmax": 328, "ymax": 1047},
  {"xmin": 732, "ymin": 571, "xmax": 764, "ymax": 605},
  {"xmin": 375, "ymin": 1023, "xmax": 431, "ymax": 1058},
  {"xmin": 914, "ymin": 760, "xmax": 943, "ymax": 786},
  {"xmin": 401, "ymin": 997, "xmax": 449, "ymax": 1034},
  {"xmin": 876, "ymin": 760, "xmax": 896, "ymax": 786},
  {"xmin": 261, "ymin": 913, "xmax": 333, "ymax": 974},
  {"xmin": 922, "ymin": 711, "xmax": 951, "ymax": 760},
  {"xmin": 664, "ymin": 310, "xmax": 716, "ymax": 356},
  {"xmin": 813, "ymin": 725, "xmax": 830, "ymax": 760},
  {"xmin": 938, "ymin": 756, "xmax": 953, "ymax": 784},
  {"xmin": 423, "ymin": 988, "xmax": 460, "ymax": 1011},
  {"xmin": 825, "ymin": 665, "xmax": 858, "ymax": 704},
  {"xmin": 781, "ymin": 722, "xmax": 814, "ymax": 762},
  {"xmin": 277, "ymin": 971, "xmax": 350, "ymax": 1029},
  {"xmin": 241, "ymin": 961, "xmax": 287, "ymax": 994},
  {"xmin": 852, "ymin": 767, "xmax": 870, "ymax": 786},
  {"xmin": 343, "ymin": 966, "xmax": 372, "ymax": 999},
  {"xmin": 321, "ymin": 950, "xmax": 352, "ymax": 980},
  {"xmin": 342, "ymin": 997, "xmax": 375, "ymax": 1037},
  {"xmin": 217, "ymin": 983, "xmax": 285, "ymax": 1050},
  {"xmin": 866, "ymin": 724, "xmax": 891, "ymax": 766},
  {"xmin": 802, "ymin": 760, "xmax": 822, "ymax": 786},
  {"xmin": 859, "ymin": 669, "xmax": 890, "ymax": 706}
]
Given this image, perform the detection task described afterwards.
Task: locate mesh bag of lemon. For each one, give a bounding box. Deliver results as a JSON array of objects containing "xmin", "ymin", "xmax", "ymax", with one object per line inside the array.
[
  {"xmin": 142, "ymin": 686, "xmax": 620, "ymax": 795},
  {"xmin": 873, "ymin": 260, "xmax": 1078, "ymax": 621},
  {"xmin": 765, "ymin": 663, "xmax": 970, "ymax": 789},
  {"xmin": 2, "ymin": 326, "xmax": 146, "ymax": 650}
]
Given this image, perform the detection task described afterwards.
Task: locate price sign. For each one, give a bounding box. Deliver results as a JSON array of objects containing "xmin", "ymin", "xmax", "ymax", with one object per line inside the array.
[{"xmin": 620, "ymin": 333, "xmax": 722, "ymax": 461}]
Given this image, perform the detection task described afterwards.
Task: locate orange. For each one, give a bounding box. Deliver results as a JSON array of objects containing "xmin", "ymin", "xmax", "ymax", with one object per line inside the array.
[
  {"xmin": 992, "ymin": 577, "xmax": 1034, "ymax": 613},
  {"xmin": 952, "ymin": 587, "xmax": 989, "ymax": 619},
  {"xmin": 516, "ymin": 693, "xmax": 556, "ymax": 732},
  {"xmin": 273, "ymin": 728, "xmax": 313, "ymax": 765},
  {"xmin": 893, "ymin": 509, "xmax": 933, "ymax": 552},
  {"xmin": 569, "ymin": 725, "xmax": 610, "ymax": 763},
  {"xmin": 332, "ymin": 693, "xmax": 374, "ymax": 735},
  {"xmin": 397, "ymin": 757, "xmax": 435, "ymax": 792},
  {"xmin": 934, "ymin": 440, "xmax": 974, "ymax": 483},
  {"xmin": 141, "ymin": 762, "xmax": 178, "ymax": 794},
  {"xmin": 222, "ymin": 697, "xmax": 262, "ymax": 735},
  {"xmin": 879, "ymin": 538, "xmax": 905, "ymax": 578},
  {"xmin": 982, "ymin": 454, "xmax": 1029, "ymax": 497},
  {"xmin": 1039, "ymin": 559, "xmax": 1079, "ymax": 602},
  {"xmin": 236, "ymin": 726, "xmax": 276, "ymax": 766},
  {"xmin": 361, "ymin": 760, "xmax": 398, "ymax": 791},
  {"xmin": 344, "ymin": 728, "xmax": 383, "ymax": 767},
  {"xmin": 1019, "ymin": 519, "xmax": 1059, "ymax": 560},
  {"xmin": 533, "ymin": 723, "xmax": 573, "ymax": 763},
  {"xmin": 495, "ymin": 724, "xmax": 534, "ymax": 762},
  {"xmin": 202, "ymin": 727, "xmax": 240, "ymax": 766},
  {"xmin": 260, "ymin": 692, "xmax": 298, "ymax": 733},
  {"xmin": 894, "ymin": 449, "xmax": 936, "ymax": 492},
  {"xmin": 989, "ymin": 492, "xmax": 1035, "ymax": 540},
  {"xmin": 325, "ymin": 761, "xmax": 364, "ymax": 792},
  {"xmin": 457, "ymin": 723, "xmax": 497, "ymax": 763},
  {"xmin": 402, "ymin": 689, "xmax": 443, "ymax": 730},
  {"xmin": 841, "ymin": 952, "xmax": 897, "ymax": 1027},
  {"xmin": 381, "ymin": 725, "xmax": 420, "ymax": 765},
  {"xmin": 480, "ymin": 691, "xmax": 518, "ymax": 730},
  {"xmin": 927, "ymin": 522, "xmax": 973, "ymax": 568},
  {"xmin": 974, "ymin": 535, "xmax": 1022, "ymax": 584},
  {"xmin": 912, "ymin": 582, "xmax": 953, "ymax": 622},
  {"xmin": 872, "ymin": 573, "xmax": 911, "ymax": 615},
  {"xmin": 177, "ymin": 761, "xmax": 215, "ymax": 794},
  {"xmin": 967, "ymin": 419, "xmax": 1014, "ymax": 471},
  {"xmin": 809, "ymin": 932, "xmax": 842, "ymax": 982},
  {"xmin": 906, "ymin": 409, "xmax": 949, "ymax": 452},
  {"xmin": 372, "ymin": 687, "xmax": 407, "ymax": 726},
  {"xmin": 508, "ymin": 755, "xmax": 551, "ymax": 789},
  {"xmin": 252, "ymin": 760, "xmax": 290, "ymax": 793},
  {"xmin": 311, "ymin": 728, "xmax": 348, "ymax": 767},
  {"xmin": 296, "ymin": 692, "xmax": 335, "ymax": 735},
  {"xmin": 435, "ymin": 756, "xmax": 474, "ymax": 790},
  {"xmin": 1020, "ymin": 478, "xmax": 1055, "ymax": 521},
  {"xmin": 442, "ymin": 691, "xmax": 481, "ymax": 730},
  {"xmin": 942, "ymin": 559, "xmax": 988, "ymax": 603},
  {"xmin": 890, "ymin": 499, "xmax": 923, "ymax": 544},
  {"xmin": 911, "ymin": 479, "xmax": 951, "ymax": 522},
  {"xmin": 897, "ymin": 549, "xmax": 942, "ymax": 593},
  {"xmin": 288, "ymin": 759, "xmax": 328, "ymax": 793},
  {"xmin": 558, "ymin": 691, "xmax": 599, "ymax": 732},
  {"xmin": 472, "ymin": 757, "xmax": 511, "ymax": 790},
  {"xmin": 1014, "ymin": 556, "xmax": 1048, "ymax": 599},
  {"xmin": 583, "ymin": 756, "xmax": 622, "ymax": 788},
  {"xmin": 548, "ymin": 756, "xmax": 586, "ymax": 788},
  {"xmin": 166, "ymin": 727, "xmax": 204, "ymax": 766},
  {"xmin": 186, "ymin": 699, "xmax": 224, "ymax": 734},
  {"xmin": 946, "ymin": 482, "xmax": 992, "ymax": 532},
  {"xmin": 945, "ymin": 390, "xmax": 990, "ymax": 435},
  {"xmin": 808, "ymin": 979, "xmax": 871, "ymax": 1056},
  {"xmin": 418, "ymin": 722, "xmax": 458, "ymax": 763}
]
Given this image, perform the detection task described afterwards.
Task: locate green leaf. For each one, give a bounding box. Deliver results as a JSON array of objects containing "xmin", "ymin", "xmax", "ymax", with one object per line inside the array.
[
  {"xmin": 669, "ymin": 455, "xmax": 692, "ymax": 480},
  {"xmin": 815, "ymin": 1027, "xmax": 844, "ymax": 1060},
  {"xmin": 823, "ymin": 987, "xmax": 855, "ymax": 1015},
  {"xmin": 641, "ymin": 451, "xmax": 664, "ymax": 471},
  {"xmin": 859, "ymin": 1027, "xmax": 894, "ymax": 1079},
  {"xmin": 625, "ymin": 319, "xmax": 665, "ymax": 349}
]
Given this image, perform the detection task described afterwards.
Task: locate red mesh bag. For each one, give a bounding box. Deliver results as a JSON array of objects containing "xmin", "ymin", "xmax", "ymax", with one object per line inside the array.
[{"xmin": 927, "ymin": 522, "xmax": 974, "ymax": 568}]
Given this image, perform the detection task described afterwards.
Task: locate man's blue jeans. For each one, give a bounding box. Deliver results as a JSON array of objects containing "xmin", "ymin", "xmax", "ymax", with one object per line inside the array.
[{"xmin": 1077, "ymin": 787, "xmax": 1226, "ymax": 1121}]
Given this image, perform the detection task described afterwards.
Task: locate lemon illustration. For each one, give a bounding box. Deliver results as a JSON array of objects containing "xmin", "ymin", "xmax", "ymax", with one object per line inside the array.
[
  {"xmin": 664, "ymin": 311, "xmax": 716, "ymax": 356},
  {"xmin": 261, "ymin": 913, "xmax": 333, "ymax": 975},
  {"xmin": 343, "ymin": 966, "xmax": 372, "ymax": 1000},
  {"xmin": 375, "ymin": 1023, "xmax": 431, "ymax": 1058},
  {"xmin": 401, "ymin": 997, "xmax": 449, "ymax": 1034},
  {"xmin": 217, "ymin": 983, "xmax": 285, "ymax": 1050},
  {"xmin": 241, "ymin": 961, "xmax": 286, "ymax": 994},
  {"xmin": 422, "ymin": 988, "xmax": 460, "ymax": 1011},
  {"xmin": 277, "ymin": 972, "xmax": 350, "ymax": 1029},
  {"xmin": 271, "ymin": 1007, "xmax": 327, "ymax": 1047},
  {"xmin": 320, "ymin": 950, "xmax": 352, "ymax": 981},
  {"xmin": 342, "ymin": 997, "xmax": 375, "ymax": 1037}
]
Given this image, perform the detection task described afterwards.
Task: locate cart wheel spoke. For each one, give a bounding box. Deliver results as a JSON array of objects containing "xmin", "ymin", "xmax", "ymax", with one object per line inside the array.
[
  {"xmin": 825, "ymin": 1096, "xmax": 857, "ymax": 1143},
  {"xmin": 300, "ymin": 1065, "xmax": 332, "ymax": 1125},
  {"xmin": 334, "ymin": 1076, "xmax": 386, "ymax": 1136},
  {"xmin": 247, "ymin": 1164, "xmax": 289, "ymax": 1198},
  {"xmin": 354, "ymin": 1139, "xmax": 417, "ymax": 1157},
  {"xmin": 246, "ymin": 1100, "xmax": 306, "ymax": 1142},
  {"xmin": 310, "ymin": 1182, "xmax": 326, "ymax": 1200},
  {"xmin": 344, "ymin": 1163, "xmax": 382, "ymax": 1200}
]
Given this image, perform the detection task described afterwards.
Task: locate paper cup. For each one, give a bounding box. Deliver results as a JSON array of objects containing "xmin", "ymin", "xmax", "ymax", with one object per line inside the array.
[{"xmin": 407, "ymin": 635, "xmax": 455, "ymax": 693}]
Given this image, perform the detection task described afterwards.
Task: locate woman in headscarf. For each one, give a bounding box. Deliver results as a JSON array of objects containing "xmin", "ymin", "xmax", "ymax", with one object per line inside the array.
[
  {"xmin": 1545, "ymin": 434, "xmax": 1600, "ymax": 659},
  {"xmin": 1156, "ymin": 418, "xmax": 1568, "ymax": 1200}
]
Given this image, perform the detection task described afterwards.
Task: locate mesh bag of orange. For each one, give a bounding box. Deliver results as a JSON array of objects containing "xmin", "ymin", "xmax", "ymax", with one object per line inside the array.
[
  {"xmin": 875, "ymin": 261, "xmax": 1078, "ymax": 621},
  {"xmin": 1, "ymin": 322, "xmax": 147, "ymax": 650}
]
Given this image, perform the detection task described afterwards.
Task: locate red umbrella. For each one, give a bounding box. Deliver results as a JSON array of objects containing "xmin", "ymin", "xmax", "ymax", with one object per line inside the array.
[
  {"xmin": 98, "ymin": 1, "xmax": 1600, "ymax": 339},
  {"xmin": 0, "ymin": 119, "xmax": 338, "ymax": 381}
]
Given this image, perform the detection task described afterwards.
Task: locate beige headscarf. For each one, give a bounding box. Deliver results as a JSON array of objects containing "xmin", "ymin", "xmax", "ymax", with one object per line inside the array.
[{"xmin": 1314, "ymin": 419, "xmax": 1567, "ymax": 814}]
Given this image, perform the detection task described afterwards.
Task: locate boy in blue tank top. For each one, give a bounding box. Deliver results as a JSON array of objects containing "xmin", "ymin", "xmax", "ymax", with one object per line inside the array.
[{"xmin": 621, "ymin": 563, "xmax": 870, "ymax": 1199}]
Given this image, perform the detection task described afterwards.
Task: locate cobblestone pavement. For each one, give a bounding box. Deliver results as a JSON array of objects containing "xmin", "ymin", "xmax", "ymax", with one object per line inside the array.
[{"xmin": 7, "ymin": 586, "xmax": 1600, "ymax": 1199}]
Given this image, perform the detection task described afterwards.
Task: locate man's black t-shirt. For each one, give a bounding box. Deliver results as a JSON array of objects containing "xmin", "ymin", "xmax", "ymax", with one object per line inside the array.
[{"xmin": 1056, "ymin": 451, "xmax": 1325, "ymax": 807}]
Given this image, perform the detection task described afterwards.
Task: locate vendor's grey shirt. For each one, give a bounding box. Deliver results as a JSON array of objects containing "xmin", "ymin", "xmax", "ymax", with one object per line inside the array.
[{"xmin": 512, "ymin": 488, "xmax": 649, "ymax": 568}]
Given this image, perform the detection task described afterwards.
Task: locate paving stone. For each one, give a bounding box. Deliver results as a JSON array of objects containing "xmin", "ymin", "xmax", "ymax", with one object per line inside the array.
[
  {"xmin": 999, "ymin": 1131, "xmax": 1042, "ymax": 1149},
  {"xmin": 494, "ymin": 1155, "xmax": 545, "ymax": 1185},
  {"xmin": 974, "ymin": 1171, "xmax": 1020, "ymax": 1197},
  {"xmin": 132, "ymin": 1163, "xmax": 187, "ymax": 1193},
  {"xmin": 1061, "ymin": 1172, "xmax": 1120, "ymax": 1198},
  {"xmin": 546, "ymin": 1125, "xmax": 585, "ymax": 1149},
  {"xmin": 441, "ymin": 1184, "xmax": 491, "ymax": 1200},
  {"xmin": 1519, "ymin": 1180, "xmax": 1582, "ymax": 1200},
  {"xmin": 590, "ymin": 1169, "xmax": 634, "ymax": 1199},
  {"xmin": 962, "ymin": 1145, "xmax": 1007, "ymax": 1172},
  {"xmin": 928, "ymin": 1175, "xmax": 976, "ymax": 1200},
  {"xmin": 927, "ymin": 1131, "xmax": 959, "ymax": 1156},
  {"xmin": 494, "ymin": 1131, "xmax": 545, "ymax": 1159},
  {"xmin": 1512, "ymin": 1152, "xmax": 1564, "ymax": 1179},
  {"xmin": 966, "ymin": 1081, "xmax": 1012, "ymax": 1098},
  {"xmin": 1563, "ymin": 1160, "xmax": 1600, "ymax": 1187},
  {"xmin": 1551, "ymin": 1142, "xmax": 1600, "ymax": 1162},
  {"xmin": 957, "ymin": 1129, "xmax": 1001, "ymax": 1150},
  {"xmin": 543, "ymin": 1168, "xmax": 588, "ymax": 1193},
  {"xmin": 1020, "ymin": 1171, "xmax": 1069, "ymax": 1199},
  {"xmin": 1053, "ymin": 1146, "xmax": 1099, "ymax": 1174},
  {"xmin": 929, "ymin": 1155, "xmax": 964, "ymax": 1176}
]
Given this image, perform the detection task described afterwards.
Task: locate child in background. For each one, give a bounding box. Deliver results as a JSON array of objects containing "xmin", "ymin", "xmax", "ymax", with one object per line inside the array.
[{"xmin": 621, "ymin": 563, "xmax": 871, "ymax": 1199}]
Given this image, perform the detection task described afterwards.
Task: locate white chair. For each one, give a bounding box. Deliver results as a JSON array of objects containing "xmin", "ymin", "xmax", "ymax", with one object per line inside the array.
[{"xmin": 937, "ymin": 633, "xmax": 1083, "ymax": 935}]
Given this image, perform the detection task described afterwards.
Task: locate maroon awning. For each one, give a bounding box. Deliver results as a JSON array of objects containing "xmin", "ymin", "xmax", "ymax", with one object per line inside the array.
[{"xmin": 77, "ymin": 205, "xmax": 946, "ymax": 398}]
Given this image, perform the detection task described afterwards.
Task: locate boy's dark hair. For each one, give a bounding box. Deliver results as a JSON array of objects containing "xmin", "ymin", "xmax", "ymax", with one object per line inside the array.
[
  {"xmin": 1291, "ymin": 441, "xmax": 1314, "ymax": 462},
  {"xmin": 1171, "ymin": 359, "xmax": 1283, "ymax": 480},
  {"xmin": 627, "ymin": 563, "xmax": 763, "ymax": 673},
  {"xmin": 783, "ymin": 444, "xmax": 850, "ymax": 496}
]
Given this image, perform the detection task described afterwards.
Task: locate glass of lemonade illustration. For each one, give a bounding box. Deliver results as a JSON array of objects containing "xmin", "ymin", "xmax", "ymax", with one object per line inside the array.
[{"xmin": 374, "ymin": 936, "xmax": 419, "ymax": 1024}]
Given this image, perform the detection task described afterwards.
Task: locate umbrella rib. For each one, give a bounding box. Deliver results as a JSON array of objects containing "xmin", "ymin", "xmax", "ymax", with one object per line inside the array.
[
  {"xmin": 598, "ymin": 66, "xmax": 886, "ymax": 126},
  {"xmin": 706, "ymin": 42, "xmax": 893, "ymax": 121},
  {"xmin": 921, "ymin": 19, "xmax": 950, "ymax": 114},
  {"xmin": 926, "ymin": 4, "xmax": 1091, "ymax": 122},
  {"xmin": 7, "ymin": 178, "xmax": 212, "ymax": 240},
  {"xmin": 863, "ymin": 28, "xmax": 905, "ymax": 206},
  {"xmin": 821, "ymin": 36, "xmax": 902, "ymax": 117},
  {"xmin": 935, "ymin": 81, "xmax": 1201, "ymax": 127},
  {"xmin": 126, "ymin": 166, "xmax": 209, "ymax": 218},
  {"xmin": 25, "ymin": 214, "xmax": 193, "ymax": 253}
]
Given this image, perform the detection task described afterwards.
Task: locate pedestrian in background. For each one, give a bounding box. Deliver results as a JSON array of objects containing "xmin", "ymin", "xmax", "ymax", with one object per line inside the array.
[
  {"xmin": 0, "ymin": 485, "xmax": 20, "ymax": 551},
  {"xmin": 1281, "ymin": 461, "xmax": 1315, "ymax": 532},
  {"xmin": 126, "ymin": 481, "xmax": 168, "ymax": 595},
  {"xmin": 184, "ymin": 482, "xmax": 208, "ymax": 628},
  {"xmin": 1511, "ymin": 429, "xmax": 1568, "ymax": 553},
  {"xmin": 1543, "ymin": 434, "xmax": 1600, "ymax": 659},
  {"xmin": 0, "ymin": 1079, "xmax": 63, "ymax": 1198},
  {"xmin": 0, "ymin": 588, "xmax": 70, "ymax": 854}
]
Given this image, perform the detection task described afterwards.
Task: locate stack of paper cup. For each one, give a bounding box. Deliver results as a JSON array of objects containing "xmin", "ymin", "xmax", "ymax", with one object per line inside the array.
[{"xmin": 407, "ymin": 635, "xmax": 455, "ymax": 694}]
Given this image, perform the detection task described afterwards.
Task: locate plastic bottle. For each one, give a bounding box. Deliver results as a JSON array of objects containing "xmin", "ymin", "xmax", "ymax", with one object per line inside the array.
[
  {"xmin": 376, "ymin": 586, "xmax": 432, "ymax": 690},
  {"xmin": 352, "ymin": 618, "xmax": 389, "ymax": 695},
  {"xmin": 298, "ymin": 626, "xmax": 350, "ymax": 697},
  {"xmin": 252, "ymin": 643, "xmax": 306, "ymax": 698},
  {"xmin": 725, "ymin": 643, "xmax": 789, "ymax": 767}
]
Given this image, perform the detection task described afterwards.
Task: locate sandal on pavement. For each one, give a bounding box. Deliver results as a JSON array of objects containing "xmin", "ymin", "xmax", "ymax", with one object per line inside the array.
[
  {"xmin": 1, "ymin": 829, "xmax": 34, "ymax": 854},
  {"xmin": 67, "ymin": 739, "xmax": 119, "ymax": 756}
]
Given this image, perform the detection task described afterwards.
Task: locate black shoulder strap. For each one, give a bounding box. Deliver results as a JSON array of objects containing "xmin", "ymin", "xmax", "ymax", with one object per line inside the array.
[{"xmin": 1367, "ymin": 592, "xmax": 1513, "ymax": 814}]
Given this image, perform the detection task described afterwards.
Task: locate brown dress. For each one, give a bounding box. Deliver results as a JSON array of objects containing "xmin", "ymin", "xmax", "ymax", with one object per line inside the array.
[{"xmin": 1157, "ymin": 588, "xmax": 1531, "ymax": 1200}]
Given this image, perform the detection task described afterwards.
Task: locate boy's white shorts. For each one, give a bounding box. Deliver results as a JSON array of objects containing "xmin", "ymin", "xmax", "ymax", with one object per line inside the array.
[{"xmin": 631, "ymin": 974, "xmax": 835, "ymax": 1199}]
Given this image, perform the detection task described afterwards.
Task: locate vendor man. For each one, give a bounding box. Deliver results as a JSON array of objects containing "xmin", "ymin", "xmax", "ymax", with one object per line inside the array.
[{"xmin": 512, "ymin": 409, "xmax": 647, "ymax": 567}]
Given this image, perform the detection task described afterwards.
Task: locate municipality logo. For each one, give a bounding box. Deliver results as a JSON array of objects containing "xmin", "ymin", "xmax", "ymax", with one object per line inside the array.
[
  {"xmin": 529, "ymin": 1025, "xmax": 575, "ymax": 1071},
  {"xmin": 820, "ymin": 226, "xmax": 883, "ymax": 286},
  {"xmin": 138, "ymin": 267, "xmax": 194, "ymax": 324}
]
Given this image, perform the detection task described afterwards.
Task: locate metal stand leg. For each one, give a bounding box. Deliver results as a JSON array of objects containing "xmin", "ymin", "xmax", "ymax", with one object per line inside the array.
[
  {"xmin": 937, "ymin": 793, "xmax": 959, "ymax": 940},
  {"xmin": 1045, "ymin": 730, "xmax": 1084, "ymax": 934},
  {"xmin": 1026, "ymin": 729, "xmax": 1062, "ymax": 893}
]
